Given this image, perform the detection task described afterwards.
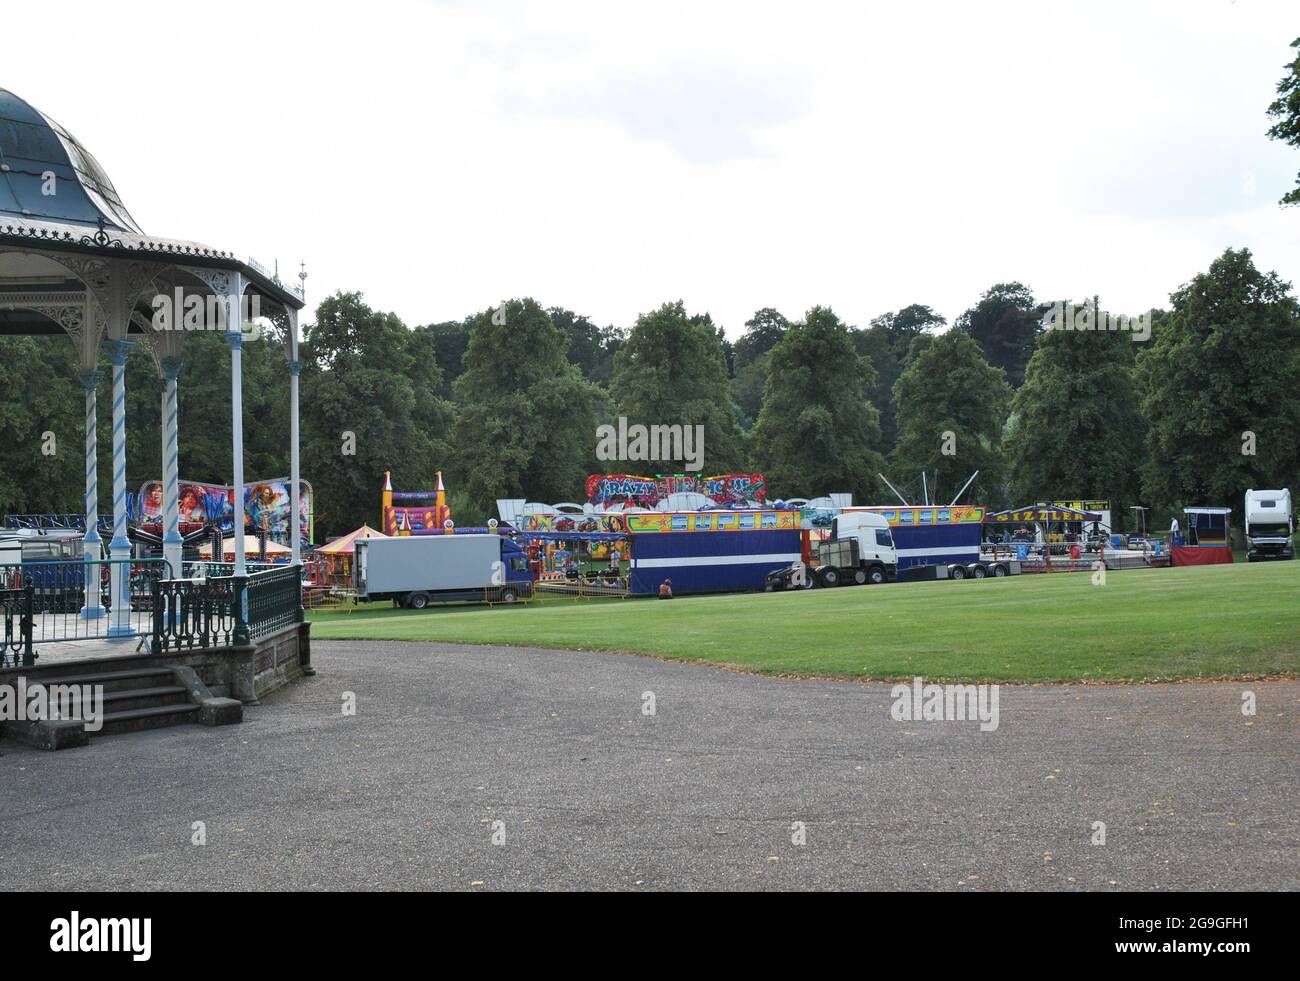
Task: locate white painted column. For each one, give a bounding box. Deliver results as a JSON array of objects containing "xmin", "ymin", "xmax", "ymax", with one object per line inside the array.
[
  {"xmin": 288, "ymin": 307, "xmax": 302, "ymax": 565},
  {"xmin": 160, "ymin": 356, "xmax": 183, "ymax": 579},
  {"xmin": 226, "ymin": 273, "xmax": 246, "ymax": 576},
  {"xmin": 78, "ymin": 369, "xmax": 106, "ymax": 619},
  {"xmin": 103, "ymin": 338, "xmax": 135, "ymax": 638}
]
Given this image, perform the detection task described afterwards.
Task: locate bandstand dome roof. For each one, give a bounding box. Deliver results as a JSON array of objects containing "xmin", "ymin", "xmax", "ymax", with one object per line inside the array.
[
  {"xmin": 0, "ymin": 88, "xmax": 143, "ymax": 233},
  {"xmin": 1, "ymin": 88, "xmax": 305, "ymax": 336}
]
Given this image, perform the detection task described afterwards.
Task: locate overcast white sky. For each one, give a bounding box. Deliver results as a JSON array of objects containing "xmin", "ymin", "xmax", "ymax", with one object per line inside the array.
[{"xmin": 7, "ymin": 0, "xmax": 1299, "ymax": 336}]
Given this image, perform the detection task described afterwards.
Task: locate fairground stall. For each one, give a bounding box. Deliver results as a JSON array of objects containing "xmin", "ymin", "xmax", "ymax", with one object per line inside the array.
[
  {"xmin": 1172, "ymin": 507, "xmax": 1234, "ymax": 566},
  {"xmin": 983, "ymin": 504, "xmax": 1169, "ymax": 571}
]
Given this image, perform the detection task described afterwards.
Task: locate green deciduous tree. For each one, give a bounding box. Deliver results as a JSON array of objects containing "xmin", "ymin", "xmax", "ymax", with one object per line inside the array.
[
  {"xmin": 451, "ymin": 298, "xmax": 602, "ymax": 515},
  {"xmin": 1138, "ymin": 248, "xmax": 1300, "ymax": 514},
  {"xmin": 549, "ymin": 307, "xmax": 624, "ymax": 387},
  {"xmin": 752, "ymin": 306, "xmax": 883, "ymax": 500},
  {"xmin": 1266, "ymin": 36, "xmax": 1300, "ymax": 206},
  {"xmin": 855, "ymin": 303, "xmax": 947, "ymax": 451},
  {"xmin": 1005, "ymin": 298, "xmax": 1145, "ymax": 523},
  {"xmin": 955, "ymin": 282, "xmax": 1042, "ymax": 388},
  {"xmin": 420, "ymin": 319, "xmax": 471, "ymax": 399},
  {"xmin": 611, "ymin": 301, "xmax": 745, "ymax": 471},
  {"xmin": 891, "ymin": 330, "xmax": 1013, "ymax": 507},
  {"xmin": 0, "ymin": 336, "xmax": 82, "ymax": 514},
  {"xmin": 731, "ymin": 307, "xmax": 790, "ymax": 428},
  {"xmin": 301, "ymin": 292, "xmax": 451, "ymax": 537}
]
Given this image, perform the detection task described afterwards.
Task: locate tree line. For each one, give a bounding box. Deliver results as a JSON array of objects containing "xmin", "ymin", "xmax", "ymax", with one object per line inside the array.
[{"xmin": 2, "ymin": 247, "xmax": 1297, "ymax": 540}]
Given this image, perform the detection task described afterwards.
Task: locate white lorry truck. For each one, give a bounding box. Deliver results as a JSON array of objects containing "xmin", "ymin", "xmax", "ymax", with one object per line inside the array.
[
  {"xmin": 764, "ymin": 511, "xmax": 1019, "ymax": 590},
  {"xmin": 354, "ymin": 534, "xmax": 534, "ymax": 607},
  {"xmin": 1244, "ymin": 489, "xmax": 1294, "ymax": 562}
]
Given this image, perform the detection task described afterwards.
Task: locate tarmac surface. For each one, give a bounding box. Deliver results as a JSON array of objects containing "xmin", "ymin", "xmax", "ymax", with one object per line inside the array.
[{"xmin": 2, "ymin": 640, "xmax": 1296, "ymax": 891}]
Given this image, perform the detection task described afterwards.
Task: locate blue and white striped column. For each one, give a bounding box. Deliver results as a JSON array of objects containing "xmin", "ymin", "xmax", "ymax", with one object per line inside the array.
[
  {"xmin": 103, "ymin": 338, "xmax": 135, "ymax": 639},
  {"xmin": 78, "ymin": 369, "xmax": 106, "ymax": 619},
  {"xmin": 160, "ymin": 356, "xmax": 184, "ymax": 580},
  {"xmin": 226, "ymin": 279, "xmax": 247, "ymax": 576},
  {"xmin": 289, "ymin": 356, "xmax": 302, "ymax": 565}
]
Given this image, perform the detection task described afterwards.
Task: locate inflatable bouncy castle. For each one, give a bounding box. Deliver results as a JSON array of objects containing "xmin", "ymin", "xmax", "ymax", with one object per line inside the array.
[{"xmin": 382, "ymin": 470, "xmax": 453, "ymax": 535}]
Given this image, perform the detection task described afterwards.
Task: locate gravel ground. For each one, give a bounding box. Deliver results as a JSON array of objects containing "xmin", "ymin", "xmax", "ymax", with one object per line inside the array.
[{"xmin": 1, "ymin": 640, "xmax": 1296, "ymax": 891}]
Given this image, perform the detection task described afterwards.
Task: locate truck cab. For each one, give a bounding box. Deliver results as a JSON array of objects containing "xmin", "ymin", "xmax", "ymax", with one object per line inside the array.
[
  {"xmin": 822, "ymin": 511, "xmax": 897, "ymax": 584},
  {"xmin": 1245, "ymin": 489, "xmax": 1294, "ymax": 561}
]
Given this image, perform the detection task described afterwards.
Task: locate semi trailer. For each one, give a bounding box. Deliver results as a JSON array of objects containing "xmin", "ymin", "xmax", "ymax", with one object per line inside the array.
[
  {"xmin": 764, "ymin": 511, "xmax": 1019, "ymax": 590},
  {"xmin": 1244, "ymin": 489, "xmax": 1294, "ymax": 561},
  {"xmin": 353, "ymin": 534, "xmax": 534, "ymax": 607}
]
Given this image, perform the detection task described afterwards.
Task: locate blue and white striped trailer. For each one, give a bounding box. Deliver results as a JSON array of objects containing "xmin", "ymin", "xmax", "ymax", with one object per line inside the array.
[{"xmin": 626, "ymin": 513, "xmax": 803, "ymax": 595}]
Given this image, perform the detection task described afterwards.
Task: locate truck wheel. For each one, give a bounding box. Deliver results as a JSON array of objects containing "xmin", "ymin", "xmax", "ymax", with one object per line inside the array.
[
  {"xmin": 852, "ymin": 568, "xmax": 868, "ymax": 586},
  {"xmin": 406, "ymin": 592, "xmax": 430, "ymax": 610},
  {"xmin": 949, "ymin": 564, "xmax": 967, "ymax": 581},
  {"xmin": 501, "ymin": 589, "xmax": 519, "ymax": 604},
  {"xmin": 868, "ymin": 565, "xmax": 886, "ymax": 585},
  {"xmin": 800, "ymin": 574, "xmax": 817, "ymax": 589},
  {"xmin": 819, "ymin": 567, "xmax": 841, "ymax": 588},
  {"xmin": 971, "ymin": 564, "xmax": 987, "ymax": 579},
  {"xmin": 993, "ymin": 564, "xmax": 1009, "ymax": 577}
]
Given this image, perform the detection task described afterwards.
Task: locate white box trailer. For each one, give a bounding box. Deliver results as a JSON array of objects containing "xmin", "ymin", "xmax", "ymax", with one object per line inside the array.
[
  {"xmin": 354, "ymin": 534, "xmax": 534, "ymax": 607},
  {"xmin": 1245, "ymin": 489, "xmax": 1294, "ymax": 561}
]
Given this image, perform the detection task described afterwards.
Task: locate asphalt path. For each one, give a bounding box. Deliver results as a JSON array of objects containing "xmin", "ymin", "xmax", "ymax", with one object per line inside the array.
[{"xmin": 2, "ymin": 640, "xmax": 1296, "ymax": 890}]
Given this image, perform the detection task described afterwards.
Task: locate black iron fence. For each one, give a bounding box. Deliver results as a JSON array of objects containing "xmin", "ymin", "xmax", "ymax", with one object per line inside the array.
[
  {"xmin": 1, "ymin": 585, "xmax": 35, "ymax": 668},
  {"xmin": 0, "ymin": 559, "xmax": 169, "ymax": 651},
  {"xmin": 244, "ymin": 565, "xmax": 304, "ymax": 642},
  {"xmin": 152, "ymin": 564, "xmax": 303, "ymax": 653}
]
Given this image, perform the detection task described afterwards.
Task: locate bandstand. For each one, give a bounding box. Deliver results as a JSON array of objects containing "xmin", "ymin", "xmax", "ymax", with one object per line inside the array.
[{"xmin": 0, "ymin": 88, "xmax": 305, "ymax": 642}]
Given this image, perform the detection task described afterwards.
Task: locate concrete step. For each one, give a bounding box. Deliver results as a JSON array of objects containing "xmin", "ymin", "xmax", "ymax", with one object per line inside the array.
[
  {"xmin": 10, "ymin": 667, "xmax": 178, "ymax": 694},
  {"xmin": 101, "ymin": 685, "xmax": 189, "ymax": 713},
  {"xmin": 99, "ymin": 702, "xmax": 200, "ymax": 735}
]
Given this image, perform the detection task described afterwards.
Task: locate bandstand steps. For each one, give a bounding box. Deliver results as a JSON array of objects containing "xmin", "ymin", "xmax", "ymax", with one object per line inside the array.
[
  {"xmin": 32, "ymin": 667, "xmax": 180, "ymax": 694},
  {"xmin": 1, "ymin": 661, "xmax": 242, "ymax": 748},
  {"xmin": 99, "ymin": 702, "xmax": 201, "ymax": 735},
  {"xmin": 101, "ymin": 685, "xmax": 190, "ymax": 714}
]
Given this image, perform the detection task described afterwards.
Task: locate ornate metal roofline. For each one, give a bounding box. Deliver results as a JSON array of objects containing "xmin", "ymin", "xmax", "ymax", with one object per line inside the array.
[{"xmin": 0, "ymin": 219, "xmax": 305, "ymax": 310}]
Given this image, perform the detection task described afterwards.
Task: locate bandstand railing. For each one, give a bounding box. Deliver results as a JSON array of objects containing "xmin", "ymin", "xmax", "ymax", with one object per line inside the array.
[{"xmin": 151, "ymin": 564, "xmax": 303, "ymax": 653}]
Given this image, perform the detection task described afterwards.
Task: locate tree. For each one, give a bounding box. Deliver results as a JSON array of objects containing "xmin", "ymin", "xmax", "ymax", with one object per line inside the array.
[
  {"xmin": 733, "ymin": 307, "xmax": 789, "ymax": 369},
  {"xmin": 891, "ymin": 330, "xmax": 1013, "ymax": 507},
  {"xmin": 1005, "ymin": 298, "xmax": 1145, "ymax": 523},
  {"xmin": 871, "ymin": 303, "xmax": 946, "ymax": 339},
  {"xmin": 731, "ymin": 307, "xmax": 790, "ymax": 428},
  {"xmin": 611, "ymin": 301, "xmax": 745, "ymax": 472},
  {"xmin": 0, "ymin": 336, "xmax": 82, "ymax": 514},
  {"xmin": 752, "ymin": 306, "xmax": 883, "ymax": 500},
  {"xmin": 1138, "ymin": 248, "xmax": 1300, "ymax": 515},
  {"xmin": 955, "ymin": 282, "xmax": 1042, "ymax": 388},
  {"xmin": 420, "ymin": 319, "xmax": 471, "ymax": 398},
  {"xmin": 451, "ymin": 298, "xmax": 602, "ymax": 515},
  {"xmin": 1266, "ymin": 36, "xmax": 1300, "ymax": 206},
  {"xmin": 690, "ymin": 311, "xmax": 734, "ymax": 377},
  {"xmin": 549, "ymin": 307, "xmax": 624, "ymax": 387},
  {"xmin": 300, "ymin": 292, "xmax": 448, "ymax": 537},
  {"xmin": 855, "ymin": 304, "xmax": 948, "ymax": 451}
]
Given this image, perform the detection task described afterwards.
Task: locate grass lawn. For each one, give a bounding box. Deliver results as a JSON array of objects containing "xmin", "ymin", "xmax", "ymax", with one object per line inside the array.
[{"xmin": 307, "ymin": 560, "xmax": 1300, "ymax": 682}]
